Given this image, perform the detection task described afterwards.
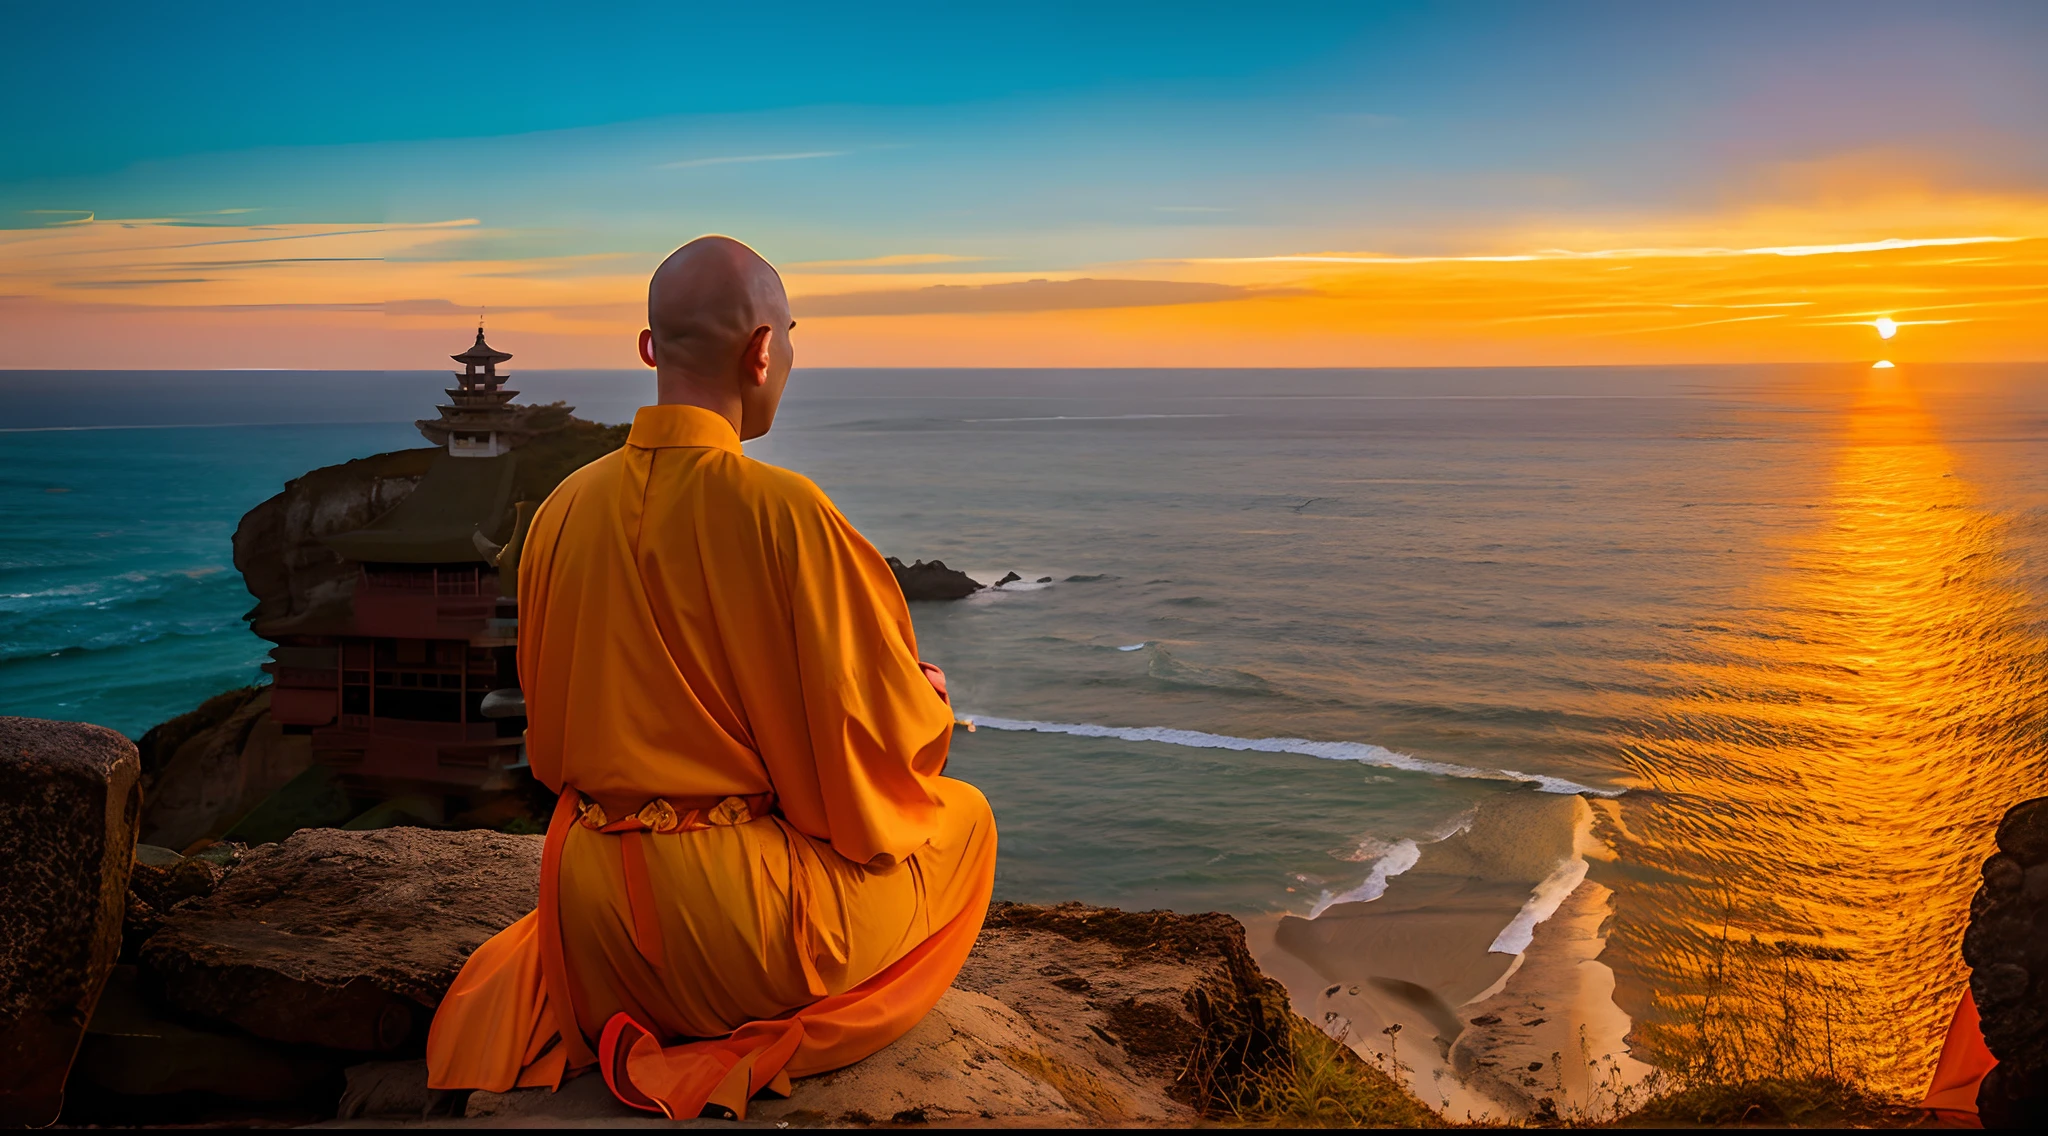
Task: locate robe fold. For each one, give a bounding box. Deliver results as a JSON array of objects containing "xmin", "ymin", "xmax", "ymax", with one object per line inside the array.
[{"xmin": 425, "ymin": 404, "xmax": 998, "ymax": 1119}]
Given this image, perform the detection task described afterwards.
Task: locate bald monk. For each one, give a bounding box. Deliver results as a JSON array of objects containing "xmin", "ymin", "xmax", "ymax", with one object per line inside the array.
[{"xmin": 424, "ymin": 236, "xmax": 997, "ymax": 1120}]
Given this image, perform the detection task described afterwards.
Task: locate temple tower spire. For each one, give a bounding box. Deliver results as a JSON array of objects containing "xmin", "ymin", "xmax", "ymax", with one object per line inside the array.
[{"xmin": 418, "ymin": 324, "xmax": 523, "ymax": 457}]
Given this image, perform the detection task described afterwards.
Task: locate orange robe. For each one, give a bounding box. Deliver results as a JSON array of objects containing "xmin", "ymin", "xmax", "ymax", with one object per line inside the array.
[
  {"xmin": 1920, "ymin": 989, "xmax": 1995, "ymax": 1126},
  {"xmin": 425, "ymin": 405, "xmax": 998, "ymax": 1119}
]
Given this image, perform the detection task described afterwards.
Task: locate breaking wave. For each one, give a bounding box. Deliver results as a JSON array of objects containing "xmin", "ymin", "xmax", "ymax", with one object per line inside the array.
[{"xmin": 966, "ymin": 716, "xmax": 1622, "ymax": 796}]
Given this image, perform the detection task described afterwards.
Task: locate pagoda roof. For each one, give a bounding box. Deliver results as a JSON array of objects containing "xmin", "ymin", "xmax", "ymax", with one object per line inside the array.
[{"xmin": 452, "ymin": 327, "xmax": 513, "ymax": 366}]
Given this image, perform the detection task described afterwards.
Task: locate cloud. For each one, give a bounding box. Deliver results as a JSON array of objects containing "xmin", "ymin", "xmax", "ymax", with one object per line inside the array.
[
  {"xmin": 657, "ymin": 150, "xmax": 846, "ymax": 170},
  {"xmin": 57, "ymin": 277, "xmax": 214, "ymax": 288},
  {"xmin": 787, "ymin": 253, "xmax": 986, "ymax": 269},
  {"xmin": 793, "ymin": 278, "xmax": 1303, "ymax": 317},
  {"xmin": 1188, "ymin": 234, "xmax": 2032, "ymax": 265}
]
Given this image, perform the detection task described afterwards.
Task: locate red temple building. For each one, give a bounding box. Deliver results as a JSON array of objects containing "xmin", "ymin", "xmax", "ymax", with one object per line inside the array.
[{"xmin": 263, "ymin": 328, "xmax": 554, "ymax": 798}]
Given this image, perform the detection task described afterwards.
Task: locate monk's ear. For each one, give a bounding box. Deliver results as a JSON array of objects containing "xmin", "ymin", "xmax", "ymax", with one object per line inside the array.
[
  {"xmin": 638, "ymin": 328, "xmax": 657, "ymax": 368},
  {"xmin": 744, "ymin": 325, "xmax": 773, "ymax": 387}
]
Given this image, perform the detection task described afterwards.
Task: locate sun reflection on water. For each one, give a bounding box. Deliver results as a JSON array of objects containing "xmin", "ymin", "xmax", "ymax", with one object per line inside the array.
[{"xmin": 1605, "ymin": 368, "xmax": 2048, "ymax": 1094}]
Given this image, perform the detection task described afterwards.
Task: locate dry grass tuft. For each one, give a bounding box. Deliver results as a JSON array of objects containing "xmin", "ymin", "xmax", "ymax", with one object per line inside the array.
[{"xmin": 1217, "ymin": 1019, "xmax": 1445, "ymax": 1129}]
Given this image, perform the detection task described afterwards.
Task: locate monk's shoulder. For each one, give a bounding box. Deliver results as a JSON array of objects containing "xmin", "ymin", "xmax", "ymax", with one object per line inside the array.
[
  {"xmin": 536, "ymin": 447, "xmax": 623, "ymax": 514},
  {"xmin": 720, "ymin": 454, "xmax": 839, "ymax": 522}
]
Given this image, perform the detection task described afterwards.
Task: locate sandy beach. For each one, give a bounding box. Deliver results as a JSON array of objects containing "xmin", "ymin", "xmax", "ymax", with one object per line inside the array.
[{"xmin": 1249, "ymin": 789, "xmax": 1655, "ymax": 1124}]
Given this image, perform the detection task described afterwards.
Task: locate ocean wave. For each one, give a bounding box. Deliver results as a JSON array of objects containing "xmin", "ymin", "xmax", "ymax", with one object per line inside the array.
[
  {"xmin": 1308, "ymin": 838, "xmax": 1422, "ymax": 916},
  {"xmin": 965, "ymin": 716, "xmax": 1623, "ymax": 796},
  {"xmin": 1488, "ymin": 855, "xmax": 1591, "ymax": 955},
  {"xmin": 0, "ymin": 565, "xmax": 231, "ymax": 615},
  {"xmin": 0, "ymin": 567, "xmax": 246, "ymax": 661}
]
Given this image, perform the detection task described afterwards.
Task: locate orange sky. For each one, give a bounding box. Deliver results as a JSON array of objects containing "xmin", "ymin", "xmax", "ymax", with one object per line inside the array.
[{"xmin": 3, "ymin": 187, "xmax": 2044, "ymax": 369}]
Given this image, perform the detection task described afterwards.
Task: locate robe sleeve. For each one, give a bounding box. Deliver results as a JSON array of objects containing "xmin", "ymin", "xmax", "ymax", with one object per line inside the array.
[{"xmin": 772, "ymin": 488, "xmax": 955, "ymax": 867}]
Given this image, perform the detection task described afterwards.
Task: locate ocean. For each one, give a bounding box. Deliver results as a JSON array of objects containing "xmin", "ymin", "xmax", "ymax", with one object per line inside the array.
[{"xmin": 6, "ymin": 362, "xmax": 2047, "ymax": 1096}]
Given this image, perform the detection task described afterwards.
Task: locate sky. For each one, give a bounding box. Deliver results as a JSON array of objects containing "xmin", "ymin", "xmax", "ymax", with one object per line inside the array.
[{"xmin": 3, "ymin": 0, "xmax": 2045, "ymax": 369}]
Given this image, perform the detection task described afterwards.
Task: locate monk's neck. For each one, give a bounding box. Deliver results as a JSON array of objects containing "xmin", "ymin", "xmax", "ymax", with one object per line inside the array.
[{"xmin": 654, "ymin": 374, "xmax": 744, "ymax": 438}]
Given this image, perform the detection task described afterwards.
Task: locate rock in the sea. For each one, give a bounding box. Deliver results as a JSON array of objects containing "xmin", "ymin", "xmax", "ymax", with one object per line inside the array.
[
  {"xmin": 994, "ymin": 571, "xmax": 1023, "ymax": 587},
  {"xmin": 0, "ymin": 717, "xmax": 143, "ymax": 1128},
  {"xmin": 1965, "ymin": 796, "xmax": 2048, "ymax": 1128},
  {"xmin": 887, "ymin": 556, "xmax": 985, "ymax": 601},
  {"xmin": 140, "ymin": 827, "xmax": 539, "ymax": 1054}
]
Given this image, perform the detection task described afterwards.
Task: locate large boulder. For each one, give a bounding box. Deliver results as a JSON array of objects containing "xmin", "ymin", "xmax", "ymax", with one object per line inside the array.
[
  {"xmin": 1965, "ymin": 796, "xmax": 2048, "ymax": 1128},
  {"xmin": 139, "ymin": 827, "xmax": 538, "ymax": 1054},
  {"xmin": 0, "ymin": 717, "xmax": 142, "ymax": 1127}
]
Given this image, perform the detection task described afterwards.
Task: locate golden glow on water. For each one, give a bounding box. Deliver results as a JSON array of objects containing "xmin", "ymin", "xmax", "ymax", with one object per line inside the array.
[{"xmin": 1607, "ymin": 369, "xmax": 2048, "ymax": 1093}]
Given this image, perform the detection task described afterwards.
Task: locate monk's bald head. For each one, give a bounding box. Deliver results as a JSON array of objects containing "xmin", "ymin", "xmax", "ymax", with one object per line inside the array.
[{"xmin": 641, "ymin": 235, "xmax": 795, "ymax": 440}]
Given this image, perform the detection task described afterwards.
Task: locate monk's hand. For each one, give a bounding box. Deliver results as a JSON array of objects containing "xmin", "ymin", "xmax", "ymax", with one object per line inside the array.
[
  {"xmin": 920, "ymin": 661, "xmax": 975, "ymax": 733},
  {"xmin": 918, "ymin": 661, "xmax": 949, "ymax": 704}
]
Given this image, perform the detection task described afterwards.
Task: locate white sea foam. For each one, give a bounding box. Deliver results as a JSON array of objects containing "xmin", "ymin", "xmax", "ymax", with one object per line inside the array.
[
  {"xmin": 1308, "ymin": 838, "xmax": 1422, "ymax": 916},
  {"xmin": 1116, "ymin": 643, "xmax": 1147, "ymax": 651},
  {"xmin": 965, "ymin": 716, "xmax": 1622, "ymax": 796},
  {"xmin": 1487, "ymin": 855, "xmax": 1591, "ymax": 955}
]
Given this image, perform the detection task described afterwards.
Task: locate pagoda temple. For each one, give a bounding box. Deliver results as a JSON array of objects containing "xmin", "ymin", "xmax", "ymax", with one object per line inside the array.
[
  {"xmin": 261, "ymin": 327, "xmax": 551, "ymax": 800},
  {"xmin": 417, "ymin": 325, "xmax": 535, "ymax": 457}
]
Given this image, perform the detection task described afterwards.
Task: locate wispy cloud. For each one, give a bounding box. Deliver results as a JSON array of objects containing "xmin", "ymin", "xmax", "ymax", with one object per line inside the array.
[
  {"xmin": 787, "ymin": 253, "xmax": 986, "ymax": 269},
  {"xmin": 25, "ymin": 210, "xmax": 95, "ymax": 226},
  {"xmin": 795, "ymin": 277, "xmax": 1303, "ymax": 317},
  {"xmin": 1189, "ymin": 235, "xmax": 2032, "ymax": 265},
  {"xmin": 657, "ymin": 150, "xmax": 846, "ymax": 170}
]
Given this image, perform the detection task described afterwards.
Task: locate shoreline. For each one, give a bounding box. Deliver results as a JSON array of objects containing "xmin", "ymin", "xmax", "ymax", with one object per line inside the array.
[{"xmin": 1247, "ymin": 787, "xmax": 1655, "ymax": 1124}]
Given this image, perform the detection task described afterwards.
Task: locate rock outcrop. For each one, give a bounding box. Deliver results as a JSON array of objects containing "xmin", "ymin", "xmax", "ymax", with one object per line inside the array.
[
  {"xmin": 1965, "ymin": 796, "xmax": 2048, "ymax": 1128},
  {"xmin": 328, "ymin": 899, "xmax": 1354, "ymax": 1127},
  {"xmin": 134, "ymin": 686, "xmax": 311, "ymax": 853},
  {"xmin": 83, "ymin": 825, "xmax": 1428, "ymax": 1126},
  {"xmin": 887, "ymin": 556, "xmax": 985, "ymax": 601},
  {"xmin": 232, "ymin": 411, "xmax": 628, "ymax": 638},
  {"xmin": 0, "ymin": 717, "xmax": 143, "ymax": 1127},
  {"xmin": 139, "ymin": 827, "xmax": 540, "ymax": 1054}
]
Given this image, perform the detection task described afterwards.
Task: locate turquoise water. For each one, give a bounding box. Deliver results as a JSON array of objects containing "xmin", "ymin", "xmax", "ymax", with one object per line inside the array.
[{"xmin": 7, "ymin": 365, "xmax": 2048, "ymax": 923}]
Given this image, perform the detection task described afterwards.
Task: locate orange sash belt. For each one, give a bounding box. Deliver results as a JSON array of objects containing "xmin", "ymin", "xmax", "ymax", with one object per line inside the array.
[{"xmin": 535, "ymin": 788, "xmax": 791, "ymax": 1108}]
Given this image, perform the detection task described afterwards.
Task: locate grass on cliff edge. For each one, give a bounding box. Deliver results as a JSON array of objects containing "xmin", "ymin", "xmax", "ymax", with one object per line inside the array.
[
  {"xmin": 1219, "ymin": 1019, "xmax": 1445, "ymax": 1129},
  {"xmin": 1211, "ymin": 1024, "xmax": 1917, "ymax": 1129},
  {"xmin": 1603, "ymin": 1076, "xmax": 1918, "ymax": 1129}
]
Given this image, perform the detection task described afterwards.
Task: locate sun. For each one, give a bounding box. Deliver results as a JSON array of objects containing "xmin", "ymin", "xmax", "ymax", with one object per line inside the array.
[{"xmin": 1874, "ymin": 317, "xmax": 1900, "ymax": 340}]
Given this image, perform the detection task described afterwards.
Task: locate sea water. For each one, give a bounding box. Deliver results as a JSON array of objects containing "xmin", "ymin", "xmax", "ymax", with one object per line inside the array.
[{"xmin": 6, "ymin": 363, "xmax": 2048, "ymax": 1090}]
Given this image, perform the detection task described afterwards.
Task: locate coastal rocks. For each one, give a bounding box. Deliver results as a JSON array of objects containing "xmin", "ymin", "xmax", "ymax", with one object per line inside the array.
[
  {"xmin": 91, "ymin": 822, "xmax": 1427, "ymax": 1126},
  {"xmin": 887, "ymin": 556, "xmax": 985, "ymax": 601},
  {"xmin": 234, "ymin": 449, "xmax": 438, "ymax": 636},
  {"xmin": 0, "ymin": 717, "xmax": 143, "ymax": 1127},
  {"xmin": 1964, "ymin": 796, "xmax": 2048, "ymax": 1127},
  {"xmin": 331, "ymin": 899, "xmax": 1367, "ymax": 1128},
  {"xmin": 139, "ymin": 827, "xmax": 539, "ymax": 1053},
  {"xmin": 136, "ymin": 686, "xmax": 311, "ymax": 853}
]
